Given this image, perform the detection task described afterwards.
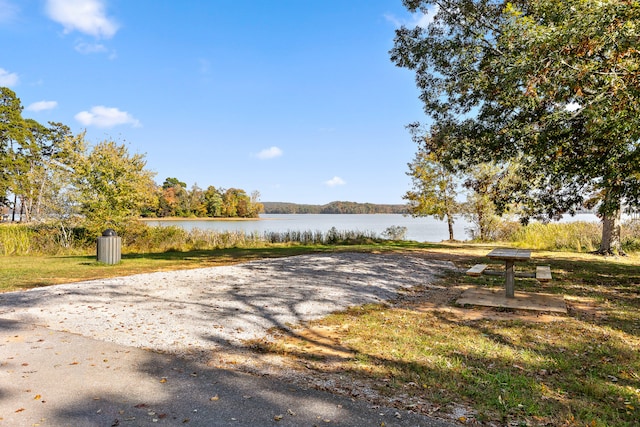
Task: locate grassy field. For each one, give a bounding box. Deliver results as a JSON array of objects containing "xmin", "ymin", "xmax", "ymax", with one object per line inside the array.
[{"xmin": 1, "ymin": 242, "xmax": 639, "ymax": 426}]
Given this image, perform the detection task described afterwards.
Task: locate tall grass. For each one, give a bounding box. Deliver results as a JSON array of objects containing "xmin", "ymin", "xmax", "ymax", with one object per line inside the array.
[
  {"xmin": 5, "ymin": 219, "xmax": 639, "ymax": 255},
  {"xmin": 0, "ymin": 222, "xmax": 382, "ymax": 256},
  {"xmin": 0, "ymin": 224, "xmax": 33, "ymax": 255},
  {"xmin": 505, "ymin": 221, "xmax": 602, "ymax": 252},
  {"xmin": 622, "ymin": 220, "xmax": 640, "ymax": 251},
  {"xmin": 500, "ymin": 219, "xmax": 640, "ymax": 252}
]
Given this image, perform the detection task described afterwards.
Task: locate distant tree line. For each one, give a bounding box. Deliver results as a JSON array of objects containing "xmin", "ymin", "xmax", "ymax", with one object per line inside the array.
[
  {"xmin": 146, "ymin": 177, "xmax": 263, "ymax": 219},
  {"xmin": 262, "ymin": 201, "xmax": 408, "ymax": 214}
]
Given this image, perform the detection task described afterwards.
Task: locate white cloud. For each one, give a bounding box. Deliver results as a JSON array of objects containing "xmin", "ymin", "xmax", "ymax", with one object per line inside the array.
[
  {"xmin": 384, "ymin": 5, "xmax": 438, "ymax": 29},
  {"xmin": 257, "ymin": 146, "xmax": 283, "ymax": 159},
  {"xmin": 383, "ymin": 13, "xmax": 403, "ymax": 28},
  {"xmin": 0, "ymin": 68, "xmax": 18, "ymax": 86},
  {"xmin": 75, "ymin": 106, "xmax": 141, "ymax": 128},
  {"xmin": 324, "ymin": 176, "xmax": 346, "ymax": 187},
  {"xmin": 74, "ymin": 41, "xmax": 108, "ymax": 54},
  {"xmin": 26, "ymin": 100, "xmax": 58, "ymax": 112},
  {"xmin": 413, "ymin": 9, "xmax": 436, "ymax": 28},
  {"xmin": 0, "ymin": 0, "xmax": 19, "ymax": 23},
  {"xmin": 45, "ymin": 0, "xmax": 119, "ymax": 38}
]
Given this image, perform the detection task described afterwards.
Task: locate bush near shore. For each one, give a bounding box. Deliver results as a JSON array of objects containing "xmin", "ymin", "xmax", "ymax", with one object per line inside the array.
[{"xmin": 1, "ymin": 219, "xmax": 639, "ymax": 256}]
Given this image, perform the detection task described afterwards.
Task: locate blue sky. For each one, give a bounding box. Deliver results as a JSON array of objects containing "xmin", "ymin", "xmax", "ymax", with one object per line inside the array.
[{"xmin": 1, "ymin": 0, "xmax": 433, "ymax": 204}]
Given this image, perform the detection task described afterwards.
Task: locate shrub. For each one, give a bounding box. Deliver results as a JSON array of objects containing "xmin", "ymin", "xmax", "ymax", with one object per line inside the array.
[
  {"xmin": 622, "ymin": 219, "xmax": 640, "ymax": 252},
  {"xmin": 382, "ymin": 225, "xmax": 408, "ymax": 240}
]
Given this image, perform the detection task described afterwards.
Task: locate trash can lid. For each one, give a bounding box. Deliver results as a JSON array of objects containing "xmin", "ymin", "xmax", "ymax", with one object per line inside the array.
[{"xmin": 102, "ymin": 228, "xmax": 117, "ymax": 236}]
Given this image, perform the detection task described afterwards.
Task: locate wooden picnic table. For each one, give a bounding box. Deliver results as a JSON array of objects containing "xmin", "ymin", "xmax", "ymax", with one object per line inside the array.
[{"xmin": 486, "ymin": 248, "xmax": 532, "ymax": 298}]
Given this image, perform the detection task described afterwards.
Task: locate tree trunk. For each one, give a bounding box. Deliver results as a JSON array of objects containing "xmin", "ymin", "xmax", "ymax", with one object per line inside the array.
[
  {"xmin": 447, "ymin": 213, "xmax": 454, "ymax": 241},
  {"xmin": 11, "ymin": 194, "xmax": 17, "ymax": 222},
  {"xmin": 599, "ymin": 208, "xmax": 624, "ymax": 255}
]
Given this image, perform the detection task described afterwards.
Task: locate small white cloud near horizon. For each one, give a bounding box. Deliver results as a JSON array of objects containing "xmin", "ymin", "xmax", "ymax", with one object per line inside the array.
[
  {"xmin": 324, "ymin": 176, "xmax": 346, "ymax": 187},
  {"xmin": 26, "ymin": 100, "xmax": 58, "ymax": 112},
  {"xmin": 0, "ymin": 68, "xmax": 19, "ymax": 86},
  {"xmin": 46, "ymin": 0, "xmax": 119, "ymax": 39},
  {"xmin": 75, "ymin": 106, "xmax": 141, "ymax": 128},
  {"xmin": 256, "ymin": 146, "xmax": 283, "ymax": 159}
]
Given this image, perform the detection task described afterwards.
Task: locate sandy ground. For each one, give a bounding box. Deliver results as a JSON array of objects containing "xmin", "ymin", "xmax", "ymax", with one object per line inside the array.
[{"xmin": 0, "ymin": 252, "xmax": 455, "ymax": 361}]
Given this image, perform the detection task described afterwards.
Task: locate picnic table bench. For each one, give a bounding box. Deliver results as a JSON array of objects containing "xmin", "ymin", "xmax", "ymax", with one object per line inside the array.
[{"xmin": 466, "ymin": 248, "xmax": 552, "ymax": 298}]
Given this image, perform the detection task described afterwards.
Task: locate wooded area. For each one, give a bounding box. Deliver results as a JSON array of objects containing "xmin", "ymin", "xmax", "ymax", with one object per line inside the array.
[{"xmin": 0, "ymin": 87, "xmax": 263, "ymax": 235}]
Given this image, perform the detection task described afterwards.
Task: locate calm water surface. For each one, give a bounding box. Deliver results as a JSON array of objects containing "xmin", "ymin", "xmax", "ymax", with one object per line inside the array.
[
  {"xmin": 143, "ymin": 213, "xmax": 601, "ymax": 243},
  {"xmin": 144, "ymin": 214, "xmax": 470, "ymax": 242}
]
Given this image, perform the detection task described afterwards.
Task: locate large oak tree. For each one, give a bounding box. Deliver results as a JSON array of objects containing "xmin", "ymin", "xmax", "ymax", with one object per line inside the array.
[{"xmin": 391, "ymin": 0, "xmax": 640, "ymax": 254}]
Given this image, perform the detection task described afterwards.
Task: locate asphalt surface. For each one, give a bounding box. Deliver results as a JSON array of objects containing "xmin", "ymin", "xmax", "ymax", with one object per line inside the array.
[{"xmin": 1, "ymin": 317, "xmax": 457, "ymax": 427}]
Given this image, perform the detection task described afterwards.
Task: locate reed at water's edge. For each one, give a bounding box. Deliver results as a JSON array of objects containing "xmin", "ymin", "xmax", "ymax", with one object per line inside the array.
[{"xmin": 1, "ymin": 218, "xmax": 639, "ymax": 256}]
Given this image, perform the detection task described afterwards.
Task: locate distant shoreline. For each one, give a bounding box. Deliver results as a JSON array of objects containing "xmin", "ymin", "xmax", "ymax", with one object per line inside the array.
[{"xmin": 139, "ymin": 217, "xmax": 266, "ymax": 222}]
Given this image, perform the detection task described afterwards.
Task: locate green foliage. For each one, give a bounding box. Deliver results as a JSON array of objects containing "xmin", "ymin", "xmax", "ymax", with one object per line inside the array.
[
  {"xmin": 404, "ymin": 145, "xmax": 459, "ymax": 217},
  {"xmin": 151, "ymin": 180, "xmax": 263, "ymax": 219},
  {"xmin": 72, "ymin": 139, "xmax": 157, "ymax": 236},
  {"xmin": 0, "ymin": 88, "xmax": 75, "ymax": 220},
  {"xmin": 622, "ymin": 220, "xmax": 640, "ymax": 252},
  {"xmin": 0, "ymin": 87, "xmax": 25, "ymax": 208},
  {"xmin": 391, "ymin": 0, "xmax": 640, "ymax": 253},
  {"xmin": 203, "ymin": 186, "xmax": 224, "ymax": 217},
  {"xmin": 462, "ymin": 163, "xmax": 507, "ymax": 241},
  {"xmin": 403, "ymin": 133, "xmax": 460, "ymax": 240}
]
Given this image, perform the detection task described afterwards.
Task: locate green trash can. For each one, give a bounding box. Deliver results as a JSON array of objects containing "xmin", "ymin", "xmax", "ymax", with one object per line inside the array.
[{"xmin": 97, "ymin": 229, "xmax": 121, "ymax": 264}]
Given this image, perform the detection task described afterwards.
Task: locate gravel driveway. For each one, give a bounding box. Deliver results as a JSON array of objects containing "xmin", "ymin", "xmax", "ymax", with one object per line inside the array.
[{"xmin": 0, "ymin": 252, "xmax": 454, "ymax": 359}]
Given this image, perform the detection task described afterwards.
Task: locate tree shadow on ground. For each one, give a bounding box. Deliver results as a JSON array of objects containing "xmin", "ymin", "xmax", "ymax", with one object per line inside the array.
[{"xmin": 0, "ymin": 318, "xmax": 455, "ymax": 427}]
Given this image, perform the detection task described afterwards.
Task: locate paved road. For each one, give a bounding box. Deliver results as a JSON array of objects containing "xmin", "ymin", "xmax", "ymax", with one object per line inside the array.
[{"xmin": 1, "ymin": 318, "xmax": 457, "ymax": 427}]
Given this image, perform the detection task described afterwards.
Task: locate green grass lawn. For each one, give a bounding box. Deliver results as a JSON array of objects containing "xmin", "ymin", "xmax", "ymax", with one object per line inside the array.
[{"xmin": 2, "ymin": 243, "xmax": 639, "ymax": 426}]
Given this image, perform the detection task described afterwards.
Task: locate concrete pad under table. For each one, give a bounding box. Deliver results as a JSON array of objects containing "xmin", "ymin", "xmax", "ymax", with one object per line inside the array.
[{"xmin": 456, "ymin": 287, "xmax": 567, "ymax": 313}]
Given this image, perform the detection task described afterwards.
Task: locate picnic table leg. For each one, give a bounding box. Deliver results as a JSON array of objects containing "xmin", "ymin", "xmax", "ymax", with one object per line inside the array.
[{"xmin": 505, "ymin": 260, "xmax": 515, "ymax": 298}]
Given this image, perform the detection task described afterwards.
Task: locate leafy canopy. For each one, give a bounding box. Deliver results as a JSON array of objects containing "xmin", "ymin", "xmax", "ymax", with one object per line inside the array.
[{"xmin": 391, "ymin": 0, "xmax": 640, "ymax": 220}]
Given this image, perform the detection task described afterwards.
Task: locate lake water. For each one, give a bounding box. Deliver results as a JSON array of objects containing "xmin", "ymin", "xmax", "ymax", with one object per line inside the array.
[{"xmin": 143, "ymin": 213, "xmax": 601, "ymax": 243}]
